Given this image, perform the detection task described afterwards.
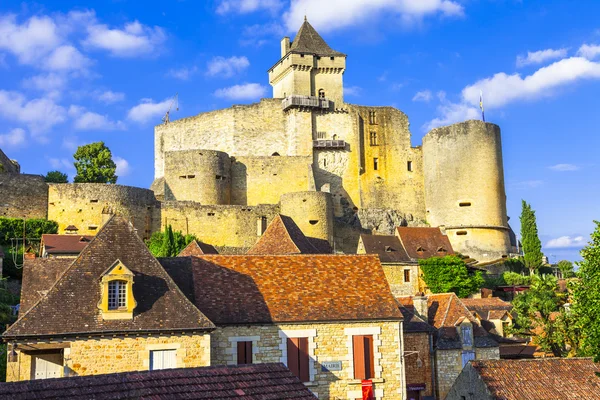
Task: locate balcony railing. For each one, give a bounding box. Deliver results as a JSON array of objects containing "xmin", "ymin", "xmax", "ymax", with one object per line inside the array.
[
  {"xmin": 313, "ymin": 140, "xmax": 346, "ymax": 149},
  {"xmin": 282, "ymin": 95, "xmax": 330, "ymax": 110}
]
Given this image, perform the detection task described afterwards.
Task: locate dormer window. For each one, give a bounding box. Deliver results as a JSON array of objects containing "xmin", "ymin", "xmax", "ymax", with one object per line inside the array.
[
  {"xmin": 416, "ymin": 246, "xmax": 426, "ymax": 253},
  {"xmin": 437, "ymin": 247, "xmax": 447, "ymax": 253},
  {"xmin": 98, "ymin": 260, "xmax": 136, "ymax": 320}
]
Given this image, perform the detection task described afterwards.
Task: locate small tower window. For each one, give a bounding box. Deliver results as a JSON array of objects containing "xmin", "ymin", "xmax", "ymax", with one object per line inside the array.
[
  {"xmin": 373, "ymin": 158, "xmax": 379, "ymax": 171},
  {"xmin": 459, "ymin": 202, "xmax": 472, "ymax": 207},
  {"xmin": 407, "ymin": 161, "xmax": 413, "ymax": 172},
  {"xmin": 318, "ymin": 89, "xmax": 325, "ymax": 99},
  {"xmin": 369, "ymin": 132, "xmax": 378, "ymax": 146},
  {"xmin": 369, "ymin": 111, "xmax": 377, "ymax": 125}
]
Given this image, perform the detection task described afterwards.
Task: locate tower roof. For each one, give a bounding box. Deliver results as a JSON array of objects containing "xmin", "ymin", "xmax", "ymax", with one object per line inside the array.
[{"xmin": 289, "ymin": 19, "xmax": 345, "ymax": 57}]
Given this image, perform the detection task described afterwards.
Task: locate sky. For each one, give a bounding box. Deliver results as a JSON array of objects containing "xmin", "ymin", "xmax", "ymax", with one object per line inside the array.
[{"xmin": 0, "ymin": 0, "xmax": 598, "ymax": 262}]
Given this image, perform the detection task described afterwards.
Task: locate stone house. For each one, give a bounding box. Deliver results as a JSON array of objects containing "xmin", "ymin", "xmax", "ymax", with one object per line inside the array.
[
  {"xmin": 358, "ymin": 227, "xmax": 455, "ymax": 296},
  {"xmin": 461, "ymin": 297, "xmax": 514, "ymax": 338},
  {"xmin": 446, "ymin": 358, "xmax": 600, "ymax": 400},
  {"xmin": 160, "ymin": 253, "xmax": 406, "ymax": 400},
  {"xmin": 398, "ymin": 293, "xmax": 499, "ymax": 399},
  {"xmin": 3, "ymin": 216, "xmax": 215, "ymax": 381},
  {"xmin": 39, "ymin": 234, "xmax": 94, "ymax": 258}
]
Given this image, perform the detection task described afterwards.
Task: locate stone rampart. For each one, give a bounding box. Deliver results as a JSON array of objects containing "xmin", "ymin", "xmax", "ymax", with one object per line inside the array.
[{"xmin": 0, "ymin": 174, "xmax": 48, "ymax": 219}]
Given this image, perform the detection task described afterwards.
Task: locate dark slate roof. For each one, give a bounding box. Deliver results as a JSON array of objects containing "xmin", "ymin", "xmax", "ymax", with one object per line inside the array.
[
  {"xmin": 396, "ymin": 227, "xmax": 454, "ymax": 260},
  {"xmin": 177, "ymin": 240, "xmax": 218, "ymax": 257},
  {"xmin": 41, "ymin": 234, "xmax": 94, "ymax": 255},
  {"xmin": 19, "ymin": 258, "xmax": 71, "ymax": 315},
  {"xmin": 469, "ymin": 358, "xmax": 600, "ymax": 399},
  {"xmin": 360, "ymin": 234, "xmax": 411, "ymax": 263},
  {"xmin": 289, "ymin": 19, "xmax": 345, "ymax": 57},
  {"xmin": 162, "ymin": 254, "xmax": 402, "ymax": 325},
  {"xmin": 247, "ymin": 215, "xmax": 330, "ymax": 255},
  {"xmin": 4, "ymin": 216, "xmax": 214, "ymax": 339},
  {"xmin": 0, "ymin": 363, "xmax": 318, "ymax": 400}
]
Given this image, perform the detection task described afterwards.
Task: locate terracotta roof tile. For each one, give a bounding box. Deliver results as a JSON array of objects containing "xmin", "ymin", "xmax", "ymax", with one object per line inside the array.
[
  {"xmin": 41, "ymin": 234, "xmax": 94, "ymax": 255},
  {"xmin": 177, "ymin": 240, "xmax": 218, "ymax": 256},
  {"xmin": 165, "ymin": 254, "xmax": 402, "ymax": 325},
  {"xmin": 360, "ymin": 234, "xmax": 411, "ymax": 263},
  {"xmin": 469, "ymin": 358, "xmax": 600, "ymax": 399},
  {"xmin": 0, "ymin": 363, "xmax": 318, "ymax": 400},
  {"xmin": 4, "ymin": 216, "xmax": 215, "ymax": 339},
  {"xmin": 396, "ymin": 227, "xmax": 454, "ymax": 259},
  {"xmin": 462, "ymin": 297, "xmax": 513, "ymax": 321}
]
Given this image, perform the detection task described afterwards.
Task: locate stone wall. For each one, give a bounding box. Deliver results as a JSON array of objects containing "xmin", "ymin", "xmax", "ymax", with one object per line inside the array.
[
  {"xmin": 403, "ymin": 332, "xmax": 434, "ymax": 398},
  {"xmin": 47, "ymin": 184, "xmax": 160, "ymax": 239},
  {"xmin": 0, "ymin": 174, "xmax": 48, "ymax": 219},
  {"xmin": 0, "ymin": 149, "xmax": 19, "ymax": 173},
  {"xmin": 210, "ymin": 321, "xmax": 404, "ymax": 400},
  {"xmin": 280, "ymin": 191, "xmax": 333, "ymax": 243},
  {"xmin": 445, "ymin": 363, "xmax": 494, "ymax": 400},
  {"xmin": 382, "ymin": 263, "xmax": 420, "ymax": 297},
  {"xmin": 7, "ymin": 333, "xmax": 211, "ymax": 381}
]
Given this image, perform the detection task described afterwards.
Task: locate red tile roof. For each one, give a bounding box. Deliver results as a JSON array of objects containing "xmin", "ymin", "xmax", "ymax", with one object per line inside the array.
[
  {"xmin": 173, "ymin": 254, "xmax": 402, "ymax": 324},
  {"xmin": 359, "ymin": 234, "xmax": 411, "ymax": 263},
  {"xmin": 0, "ymin": 363, "xmax": 318, "ymax": 400},
  {"xmin": 469, "ymin": 358, "xmax": 600, "ymax": 399},
  {"xmin": 461, "ymin": 297, "xmax": 513, "ymax": 321},
  {"xmin": 177, "ymin": 240, "xmax": 218, "ymax": 256},
  {"xmin": 41, "ymin": 234, "xmax": 94, "ymax": 255},
  {"xmin": 247, "ymin": 215, "xmax": 330, "ymax": 254},
  {"xmin": 396, "ymin": 227, "xmax": 454, "ymax": 259}
]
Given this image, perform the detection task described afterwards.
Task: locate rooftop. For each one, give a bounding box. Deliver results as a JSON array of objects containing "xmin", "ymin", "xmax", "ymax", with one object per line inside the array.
[
  {"xmin": 40, "ymin": 234, "xmax": 94, "ymax": 255},
  {"xmin": 288, "ymin": 18, "xmax": 345, "ymax": 57},
  {"xmin": 396, "ymin": 227, "xmax": 454, "ymax": 260},
  {"xmin": 359, "ymin": 234, "xmax": 411, "ymax": 263},
  {"xmin": 177, "ymin": 240, "xmax": 218, "ymax": 256}
]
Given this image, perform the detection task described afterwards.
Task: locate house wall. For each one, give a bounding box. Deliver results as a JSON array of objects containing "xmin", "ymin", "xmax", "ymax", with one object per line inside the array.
[
  {"xmin": 210, "ymin": 321, "xmax": 404, "ymax": 400},
  {"xmin": 6, "ymin": 333, "xmax": 211, "ymax": 382},
  {"xmin": 445, "ymin": 363, "xmax": 494, "ymax": 400},
  {"xmin": 381, "ymin": 263, "xmax": 420, "ymax": 296},
  {"xmin": 403, "ymin": 331, "xmax": 433, "ymax": 398}
]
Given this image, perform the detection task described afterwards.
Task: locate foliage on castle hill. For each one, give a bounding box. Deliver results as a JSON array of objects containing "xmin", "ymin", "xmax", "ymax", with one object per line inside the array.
[
  {"xmin": 419, "ymin": 255, "xmax": 484, "ymax": 298},
  {"xmin": 73, "ymin": 141, "xmax": 117, "ymax": 184},
  {"xmin": 145, "ymin": 225, "xmax": 198, "ymax": 257},
  {"xmin": 520, "ymin": 200, "xmax": 543, "ymax": 275},
  {"xmin": 557, "ymin": 260, "xmax": 576, "ymax": 278},
  {"xmin": 44, "ymin": 170, "xmax": 68, "ymax": 183}
]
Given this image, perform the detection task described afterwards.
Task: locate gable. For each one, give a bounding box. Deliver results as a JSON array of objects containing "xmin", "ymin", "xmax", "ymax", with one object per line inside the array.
[{"xmin": 247, "ymin": 215, "xmax": 326, "ymax": 255}]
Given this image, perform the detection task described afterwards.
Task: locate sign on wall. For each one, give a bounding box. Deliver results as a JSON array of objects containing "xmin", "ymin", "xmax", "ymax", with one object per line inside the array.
[{"xmin": 321, "ymin": 361, "xmax": 342, "ymax": 372}]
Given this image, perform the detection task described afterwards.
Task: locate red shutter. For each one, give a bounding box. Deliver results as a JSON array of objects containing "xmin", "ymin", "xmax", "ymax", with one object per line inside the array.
[
  {"xmin": 287, "ymin": 338, "xmax": 300, "ymax": 378},
  {"xmin": 353, "ymin": 335, "xmax": 366, "ymax": 379},
  {"xmin": 298, "ymin": 337, "xmax": 310, "ymax": 383},
  {"xmin": 245, "ymin": 341, "xmax": 252, "ymax": 364},
  {"xmin": 364, "ymin": 335, "xmax": 375, "ymax": 379},
  {"xmin": 237, "ymin": 342, "xmax": 246, "ymax": 364}
]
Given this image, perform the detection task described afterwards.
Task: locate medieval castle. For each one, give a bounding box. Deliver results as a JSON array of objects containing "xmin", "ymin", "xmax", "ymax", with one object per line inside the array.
[{"xmin": 0, "ymin": 19, "xmax": 516, "ymax": 261}]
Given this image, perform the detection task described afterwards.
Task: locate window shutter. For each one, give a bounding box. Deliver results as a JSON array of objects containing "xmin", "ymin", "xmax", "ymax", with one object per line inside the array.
[
  {"xmin": 353, "ymin": 335, "xmax": 366, "ymax": 379},
  {"xmin": 237, "ymin": 342, "xmax": 246, "ymax": 364},
  {"xmin": 245, "ymin": 341, "xmax": 252, "ymax": 364},
  {"xmin": 298, "ymin": 337, "xmax": 310, "ymax": 383},
  {"xmin": 364, "ymin": 335, "xmax": 375, "ymax": 379},
  {"xmin": 287, "ymin": 338, "xmax": 300, "ymax": 378}
]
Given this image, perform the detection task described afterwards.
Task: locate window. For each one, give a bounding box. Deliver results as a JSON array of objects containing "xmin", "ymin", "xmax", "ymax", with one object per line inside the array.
[
  {"xmin": 318, "ymin": 89, "xmax": 325, "ymax": 99},
  {"xmin": 461, "ymin": 325, "xmax": 473, "ymax": 346},
  {"xmin": 286, "ymin": 337, "xmax": 310, "ymax": 382},
  {"xmin": 32, "ymin": 352, "xmax": 63, "ymax": 380},
  {"xmin": 407, "ymin": 161, "xmax": 413, "ymax": 172},
  {"xmin": 330, "ymin": 56, "xmax": 335, "ymax": 60},
  {"xmin": 150, "ymin": 349, "xmax": 176, "ymax": 370},
  {"xmin": 108, "ymin": 280, "xmax": 127, "ymax": 310},
  {"xmin": 369, "ymin": 110, "xmax": 377, "ymax": 125},
  {"xmin": 459, "ymin": 202, "xmax": 472, "ymax": 207},
  {"xmin": 456, "ymin": 231, "xmax": 468, "ymax": 236},
  {"xmin": 353, "ymin": 335, "xmax": 375, "ymax": 379},
  {"xmin": 237, "ymin": 341, "xmax": 253, "ymax": 364},
  {"xmin": 461, "ymin": 350, "xmax": 475, "ymax": 367},
  {"xmin": 404, "ymin": 269, "xmax": 411, "ymax": 283},
  {"xmin": 369, "ymin": 131, "xmax": 378, "ymax": 146},
  {"xmin": 373, "ymin": 158, "xmax": 379, "ymax": 171}
]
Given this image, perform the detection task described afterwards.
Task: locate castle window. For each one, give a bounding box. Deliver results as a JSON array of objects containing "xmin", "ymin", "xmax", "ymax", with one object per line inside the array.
[
  {"xmin": 407, "ymin": 161, "xmax": 413, "ymax": 172},
  {"xmin": 459, "ymin": 202, "xmax": 472, "ymax": 207},
  {"xmin": 108, "ymin": 280, "xmax": 127, "ymax": 310},
  {"xmin": 272, "ymin": 152, "xmax": 280, "ymax": 156},
  {"xmin": 456, "ymin": 231, "xmax": 468, "ymax": 236},
  {"xmin": 88, "ymin": 226, "xmax": 98, "ymax": 230},
  {"xmin": 317, "ymin": 131, "xmax": 326, "ymax": 139},
  {"xmin": 373, "ymin": 158, "xmax": 379, "ymax": 171},
  {"xmin": 330, "ymin": 56, "xmax": 334, "ymax": 60},
  {"xmin": 309, "ymin": 220, "xmax": 319, "ymax": 225},
  {"xmin": 369, "ymin": 131, "xmax": 378, "ymax": 146},
  {"xmin": 187, "ymin": 175, "xmax": 195, "ymax": 179},
  {"xmin": 369, "ymin": 111, "xmax": 377, "ymax": 125},
  {"xmin": 257, "ymin": 216, "xmax": 267, "ymax": 236},
  {"xmin": 318, "ymin": 89, "xmax": 325, "ymax": 99},
  {"xmin": 300, "ymin": 54, "xmax": 304, "ymax": 57},
  {"xmin": 90, "ymin": 199, "xmax": 98, "ymax": 203}
]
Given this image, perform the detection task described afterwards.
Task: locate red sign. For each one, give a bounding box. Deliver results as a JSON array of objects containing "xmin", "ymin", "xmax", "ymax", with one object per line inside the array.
[{"xmin": 362, "ymin": 379, "xmax": 374, "ymax": 400}]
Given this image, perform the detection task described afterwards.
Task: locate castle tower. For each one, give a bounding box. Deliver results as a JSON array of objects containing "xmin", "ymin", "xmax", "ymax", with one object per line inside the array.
[
  {"xmin": 422, "ymin": 120, "xmax": 512, "ymax": 261},
  {"xmin": 268, "ymin": 18, "xmax": 346, "ymax": 105}
]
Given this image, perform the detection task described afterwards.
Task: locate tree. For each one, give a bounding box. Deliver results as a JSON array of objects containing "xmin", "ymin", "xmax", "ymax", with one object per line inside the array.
[
  {"xmin": 159, "ymin": 225, "xmax": 176, "ymax": 257},
  {"xmin": 557, "ymin": 260, "xmax": 576, "ymax": 278},
  {"xmin": 571, "ymin": 221, "xmax": 600, "ymax": 361},
  {"xmin": 419, "ymin": 255, "xmax": 484, "ymax": 298},
  {"xmin": 145, "ymin": 226, "xmax": 197, "ymax": 257},
  {"xmin": 520, "ymin": 200, "xmax": 543, "ymax": 275},
  {"xmin": 73, "ymin": 142, "xmax": 117, "ymax": 184},
  {"xmin": 44, "ymin": 170, "xmax": 68, "ymax": 183}
]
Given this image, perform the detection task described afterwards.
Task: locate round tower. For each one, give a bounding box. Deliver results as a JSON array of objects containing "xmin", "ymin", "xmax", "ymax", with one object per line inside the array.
[
  {"xmin": 279, "ymin": 191, "xmax": 334, "ymax": 244},
  {"xmin": 422, "ymin": 120, "xmax": 512, "ymax": 261},
  {"xmin": 163, "ymin": 150, "xmax": 231, "ymax": 205}
]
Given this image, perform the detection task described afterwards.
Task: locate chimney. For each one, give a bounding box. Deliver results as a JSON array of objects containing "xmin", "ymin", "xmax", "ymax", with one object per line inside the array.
[
  {"xmin": 281, "ymin": 37, "xmax": 290, "ymax": 58},
  {"xmin": 412, "ymin": 294, "xmax": 429, "ymax": 322}
]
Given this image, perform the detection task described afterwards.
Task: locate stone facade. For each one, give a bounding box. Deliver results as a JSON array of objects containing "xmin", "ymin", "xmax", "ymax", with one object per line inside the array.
[
  {"xmin": 210, "ymin": 321, "xmax": 404, "ymax": 400},
  {"xmin": 6, "ymin": 333, "xmax": 211, "ymax": 382},
  {"xmin": 403, "ymin": 332, "xmax": 434, "ymax": 399},
  {"xmin": 381, "ymin": 263, "xmax": 421, "ymax": 297},
  {"xmin": 0, "ymin": 173, "xmax": 48, "ymax": 219}
]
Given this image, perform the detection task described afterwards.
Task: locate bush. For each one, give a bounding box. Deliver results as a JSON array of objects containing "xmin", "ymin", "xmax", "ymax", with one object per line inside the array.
[
  {"xmin": 503, "ymin": 271, "xmax": 531, "ymax": 286},
  {"xmin": 145, "ymin": 227, "xmax": 197, "ymax": 257},
  {"xmin": 419, "ymin": 255, "xmax": 484, "ymax": 298}
]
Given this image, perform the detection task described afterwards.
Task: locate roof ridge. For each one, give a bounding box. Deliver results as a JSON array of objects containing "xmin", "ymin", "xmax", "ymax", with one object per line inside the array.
[{"xmin": 278, "ymin": 215, "xmax": 302, "ymax": 254}]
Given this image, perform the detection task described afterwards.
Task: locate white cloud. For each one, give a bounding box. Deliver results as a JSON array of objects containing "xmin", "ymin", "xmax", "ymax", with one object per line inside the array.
[
  {"xmin": 577, "ymin": 44, "xmax": 600, "ymax": 60},
  {"xmin": 22, "ymin": 73, "xmax": 67, "ymax": 92},
  {"xmin": 344, "ymin": 86, "xmax": 361, "ymax": 96},
  {"xmin": 0, "ymin": 128, "xmax": 26, "ymax": 148},
  {"xmin": 216, "ymin": 0, "xmax": 284, "ymax": 15},
  {"xmin": 546, "ymin": 235, "xmax": 587, "ymax": 249},
  {"xmin": 127, "ymin": 98, "xmax": 173, "ymax": 124},
  {"xmin": 62, "ymin": 135, "xmax": 80, "ymax": 151},
  {"xmin": 48, "ymin": 157, "xmax": 74, "ymax": 172},
  {"xmin": 206, "ymin": 56, "xmax": 250, "ymax": 78},
  {"xmin": 240, "ymin": 23, "xmax": 285, "ymax": 47},
  {"xmin": 114, "ymin": 156, "xmax": 131, "ymax": 177},
  {"xmin": 283, "ymin": 0, "xmax": 463, "ymax": 33},
  {"xmin": 516, "ymin": 48, "xmax": 567, "ymax": 67},
  {"xmin": 84, "ymin": 20, "xmax": 166, "ymax": 57},
  {"xmin": 413, "ymin": 90, "xmax": 432, "ymax": 102},
  {"xmin": 214, "ymin": 83, "xmax": 267, "ymax": 100},
  {"xmin": 167, "ymin": 66, "xmax": 198, "ymax": 80},
  {"xmin": 509, "ymin": 180, "xmax": 544, "ymax": 189},
  {"xmin": 45, "ymin": 45, "xmax": 90, "ymax": 71},
  {"xmin": 549, "ymin": 163, "xmax": 579, "ymax": 171},
  {"xmin": 424, "ymin": 102, "xmax": 479, "ymax": 131},
  {"xmin": 95, "ymin": 90, "xmax": 125, "ymax": 104},
  {"xmin": 0, "ymin": 90, "xmax": 66, "ymax": 134},
  {"xmin": 69, "ymin": 105, "xmax": 125, "ymax": 131},
  {"xmin": 0, "ymin": 14, "xmax": 61, "ymax": 65}
]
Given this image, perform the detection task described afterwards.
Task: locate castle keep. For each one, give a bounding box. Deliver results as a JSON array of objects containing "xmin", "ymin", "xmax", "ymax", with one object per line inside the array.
[{"xmin": 0, "ymin": 19, "xmax": 514, "ymax": 261}]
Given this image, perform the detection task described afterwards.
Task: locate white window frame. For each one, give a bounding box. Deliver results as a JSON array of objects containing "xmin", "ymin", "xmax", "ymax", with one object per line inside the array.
[{"xmin": 149, "ymin": 349, "xmax": 177, "ymax": 371}]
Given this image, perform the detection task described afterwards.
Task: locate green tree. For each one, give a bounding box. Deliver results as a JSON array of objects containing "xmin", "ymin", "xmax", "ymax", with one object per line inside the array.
[
  {"xmin": 419, "ymin": 255, "xmax": 484, "ymax": 298},
  {"xmin": 145, "ymin": 227, "xmax": 197, "ymax": 257},
  {"xmin": 44, "ymin": 170, "xmax": 68, "ymax": 183},
  {"xmin": 557, "ymin": 260, "xmax": 576, "ymax": 278},
  {"xmin": 571, "ymin": 221, "xmax": 600, "ymax": 361},
  {"xmin": 503, "ymin": 271, "xmax": 531, "ymax": 286},
  {"xmin": 73, "ymin": 142, "xmax": 117, "ymax": 184},
  {"xmin": 520, "ymin": 200, "xmax": 543, "ymax": 275}
]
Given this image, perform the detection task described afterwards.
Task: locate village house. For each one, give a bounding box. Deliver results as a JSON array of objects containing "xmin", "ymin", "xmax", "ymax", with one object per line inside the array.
[
  {"xmin": 398, "ymin": 293, "xmax": 500, "ymax": 399},
  {"xmin": 3, "ymin": 216, "xmax": 215, "ymax": 381},
  {"xmin": 445, "ymin": 358, "xmax": 600, "ymax": 400},
  {"xmin": 461, "ymin": 297, "xmax": 514, "ymax": 338},
  {"xmin": 39, "ymin": 234, "xmax": 94, "ymax": 258}
]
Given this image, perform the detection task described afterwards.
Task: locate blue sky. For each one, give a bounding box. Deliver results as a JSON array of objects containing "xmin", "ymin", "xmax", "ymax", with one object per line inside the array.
[{"xmin": 0, "ymin": 0, "xmax": 598, "ymax": 262}]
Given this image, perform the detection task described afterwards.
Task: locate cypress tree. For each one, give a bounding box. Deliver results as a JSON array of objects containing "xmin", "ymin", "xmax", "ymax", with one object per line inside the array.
[
  {"xmin": 158, "ymin": 225, "xmax": 176, "ymax": 257},
  {"xmin": 520, "ymin": 200, "xmax": 543, "ymax": 275}
]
